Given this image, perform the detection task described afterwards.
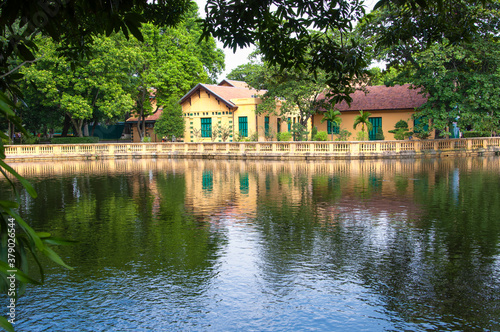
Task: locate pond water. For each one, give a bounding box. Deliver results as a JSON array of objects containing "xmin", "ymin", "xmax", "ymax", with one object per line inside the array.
[{"xmin": 2, "ymin": 157, "xmax": 500, "ymax": 331}]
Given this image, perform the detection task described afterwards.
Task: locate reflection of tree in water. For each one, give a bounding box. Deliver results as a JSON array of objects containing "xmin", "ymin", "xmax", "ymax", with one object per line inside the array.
[
  {"xmin": 252, "ymin": 158, "xmax": 500, "ymax": 330},
  {"xmin": 4, "ymin": 157, "xmax": 500, "ymax": 329},
  {"xmin": 9, "ymin": 166, "xmax": 224, "ymax": 289}
]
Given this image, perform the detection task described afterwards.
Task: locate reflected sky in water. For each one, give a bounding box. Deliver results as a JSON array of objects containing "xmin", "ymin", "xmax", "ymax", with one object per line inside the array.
[{"xmin": 1, "ymin": 157, "xmax": 500, "ymax": 331}]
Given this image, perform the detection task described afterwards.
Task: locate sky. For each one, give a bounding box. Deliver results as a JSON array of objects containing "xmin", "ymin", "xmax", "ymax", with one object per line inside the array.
[{"xmin": 194, "ymin": 0, "xmax": 379, "ymax": 81}]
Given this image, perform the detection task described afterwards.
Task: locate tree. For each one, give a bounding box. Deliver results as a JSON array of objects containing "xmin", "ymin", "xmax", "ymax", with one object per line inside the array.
[
  {"xmin": 245, "ymin": 61, "xmax": 330, "ymax": 132},
  {"xmin": 202, "ymin": 0, "xmax": 368, "ymax": 105},
  {"xmin": 126, "ymin": 6, "xmax": 224, "ymax": 140},
  {"xmin": 0, "ymin": 2, "xmax": 193, "ymax": 331},
  {"xmin": 154, "ymin": 96, "xmax": 185, "ymax": 141},
  {"xmin": 321, "ymin": 109, "xmax": 342, "ymax": 141},
  {"xmin": 360, "ymin": 0, "xmax": 500, "ymax": 135},
  {"xmin": 21, "ymin": 35, "xmax": 135, "ymax": 137},
  {"xmin": 353, "ymin": 110, "xmax": 373, "ymax": 140},
  {"xmin": 227, "ymin": 63, "xmax": 263, "ymax": 82}
]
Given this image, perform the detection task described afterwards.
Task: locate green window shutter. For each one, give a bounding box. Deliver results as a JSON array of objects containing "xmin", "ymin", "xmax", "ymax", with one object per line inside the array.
[
  {"xmin": 368, "ymin": 117, "xmax": 382, "ymax": 140},
  {"xmin": 327, "ymin": 120, "xmax": 339, "ymax": 134},
  {"xmin": 288, "ymin": 117, "xmax": 291, "ymax": 131},
  {"xmin": 201, "ymin": 118, "xmax": 212, "ymax": 137},
  {"xmin": 265, "ymin": 116, "xmax": 270, "ymax": 136},
  {"xmin": 238, "ymin": 116, "xmax": 248, "ymax": 137}
]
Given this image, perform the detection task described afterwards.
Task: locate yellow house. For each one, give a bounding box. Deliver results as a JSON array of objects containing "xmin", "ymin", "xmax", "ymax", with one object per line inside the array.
[
  {"xmin": 126, "ymin": 108, "xmax": 164, "ymax": 142},
  {"xmin": 180, "ymin": 80, "xmax": 297, "ymax": 142},
  {"xmin": 313, "ymin": 84, "xmax": 430, "ymax": 140}
]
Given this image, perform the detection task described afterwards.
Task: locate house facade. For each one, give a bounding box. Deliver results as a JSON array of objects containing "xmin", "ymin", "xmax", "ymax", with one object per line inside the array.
[
  {"xmin": 180, "ymin": 80, "xmax": 297, "ymax": 142},
  {"xmin": 313, "ymin": 84, "xmax": 430, "ymax": 140}
]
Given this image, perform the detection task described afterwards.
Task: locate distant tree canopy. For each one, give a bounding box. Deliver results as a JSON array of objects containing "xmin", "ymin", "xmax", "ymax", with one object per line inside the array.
[
  {"xmin": 202, "ymin": 0, "xmax": 368, "ymax": 104},
  {"xmin": 360, "ymin": 0, "xmax": 500, "ymax": 135},
  {"xmin": 15, "ymin": 3, "xmax": 224, "ymax": 138}
]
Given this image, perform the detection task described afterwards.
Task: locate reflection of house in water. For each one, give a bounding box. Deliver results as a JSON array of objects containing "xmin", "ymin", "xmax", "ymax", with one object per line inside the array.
[{"xmin": 7, "ymin": 158, "xmax": 500, "ymax": 226}]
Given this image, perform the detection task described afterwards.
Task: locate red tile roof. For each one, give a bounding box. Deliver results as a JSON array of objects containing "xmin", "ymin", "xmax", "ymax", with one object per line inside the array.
[
  {"xmin": 126, "ymin": 108, "xmax": 163, "ymax": 122},
  {"xmin": 322, "ymin": 84, "xmax": 427, "ymax": 111}
]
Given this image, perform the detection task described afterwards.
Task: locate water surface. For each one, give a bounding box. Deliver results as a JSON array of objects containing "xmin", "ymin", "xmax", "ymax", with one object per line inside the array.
[{"xmin": 2, "ymin": 157, "xmax": 500, "ymax": 331}]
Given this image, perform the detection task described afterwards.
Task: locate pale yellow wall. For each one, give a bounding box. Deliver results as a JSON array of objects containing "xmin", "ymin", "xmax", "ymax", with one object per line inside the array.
[
  {"xmin": 181, "ymin": 89, "xmax": 308, "ymax": 142},
  {"xmin": 312, "ymin": 109, "xmax": 434, "ymax": 141},
  {"xmin": 130, "ymin": 124, "xmax": 160, "ymax": 142},
  {"xmin": 182, "ymin": 90, "xmax": 237, "ymax": 142}
]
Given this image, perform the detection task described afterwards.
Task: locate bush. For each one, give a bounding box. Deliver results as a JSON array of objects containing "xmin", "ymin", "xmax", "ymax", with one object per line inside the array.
[
  {"xmin": 335, "ymin": 129, "xmax": 352, "ymax": 141},
  {"xmin": 51, "ymin": 137, "xmax": 99, "ymax": 144},
  {"xmin": 142, "ymin": 136, "xmax": 152, "ymax": 142},
  {"xmin": 311, "ymin": 126, "xmax": 318, "ymax": 140},
  {"xmin": 313, "ymin": 131, "xmax": 328, "ymax": 141},
  {"xmin": 356, "ymin": 131, "xmax": 368, "ymax": 141},
  {"xmin": 277, "ymin": 132, "xmax": 292, "ymax": 141},
  {"xmin": 375, "ymin": 127, "xmax": 385, "ymax": 140},
  {"xmin": 21, "ymin": 135, "xmax": 40, "ymax": 144},
  {"xmin": 463, "ymin": 131, "xmax": 490, "ymax": 138},
  {"xmin": 389, "ymin": 120, "xmax": 412, "ymax": 140}
]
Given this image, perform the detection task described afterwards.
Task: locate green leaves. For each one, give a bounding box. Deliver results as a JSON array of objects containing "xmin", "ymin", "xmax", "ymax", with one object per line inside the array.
[
  {"xmin": 202, "ymin": 0, "xmax": 367, "ymax": 92},
  {"xmin": 353, "ymin": 110, "xmax": 373, "ymax": 132}
]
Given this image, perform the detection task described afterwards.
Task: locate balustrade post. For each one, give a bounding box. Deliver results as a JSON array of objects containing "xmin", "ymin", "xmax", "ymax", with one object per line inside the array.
[
  {"xmin": 351, "ymin": 142, "xmax": 360, "ymax": 157},
  {"xmin": 35, "ymin": 146, "xmax": 40, "ymax": 155},
  {"xmin": 109, "ymin": 144, "xmax": 115, "ymax": 156},
  {"xmin": 290, "ymin": 142, "xmax": 296, "ymax": 154},
  {"xmin": 414, "ymin": 141, "xmax": 421, "ymax": 153},
  {"xmin": 199, "ymin": 143, "xmax": 204, "ymax": 152},
  {"xmin": 395, "ymin": 142, "xmax": 401, "ymax": 153},
  {"xmin": 467, "ymin": 139, "xmax": 473, "ymax": 151},
  {"xmin": 272, "ymin": 143, "xmax": 276, "ymax": 152}
]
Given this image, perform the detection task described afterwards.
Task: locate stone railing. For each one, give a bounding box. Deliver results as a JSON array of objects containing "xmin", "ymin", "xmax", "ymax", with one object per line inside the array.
[{"xmin": 4, "ymin": 137, "xmax": 500, "ymax": 161}]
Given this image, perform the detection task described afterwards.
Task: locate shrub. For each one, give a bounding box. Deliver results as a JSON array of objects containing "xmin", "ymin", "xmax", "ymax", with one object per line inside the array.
[
  {"xmin": 463, "ymin": 131, "xmax": 490, "ymax": 138},
  {"xmin": 142, "ymin": 136, "xmax": 152, "ymax": 142},
  {"xmin": 277, "ymin": 132, "xmax": 292, "ymax": 141},
  {"xmin": 51, "ymin": 137, "xmax": 99, "ymax": 144},
  {"xmin": 311, "ymin": 126, "xmax": 318, "ymax": 140},
  {"xmin": 313, "ymin": 131, "xmax": 328, "ymax": 141},
  {"xmin": 335, "ymin": 129, "xmax": 352, "ymax": 141},
  {"xmin": 389, "ymin": 120, "xmax": 412, "ymax": 140},
  {"xmin": 375, "ymin": 127, "xmax": 385, "ymax": 140},
  {"xmin": 249, "ymin": 131, "xmax": 259, "ymax": 142},
  {"xmin": 356, "ymin": 131, "xmax": 368, "ymax": 141},
  {"xmin": 21, "ymin": 135, "xmax": 40, "ymax": 144}
]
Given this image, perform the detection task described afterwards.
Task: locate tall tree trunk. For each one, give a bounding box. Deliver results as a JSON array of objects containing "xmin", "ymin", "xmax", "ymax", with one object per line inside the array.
[
  {"xmin": 90, "ymin": 118, "xmax": 98, "ymax": 137},
  {"xmin": 61, "ymin": 114, "xmax": 72, "ymax": 137},
  {"xmin": 83, "ymin": 120, "xmax": 89, "ymax": 136},
  {"xmin": 70, "ymin": 117, "xmax": 84, "ymax": 137}
]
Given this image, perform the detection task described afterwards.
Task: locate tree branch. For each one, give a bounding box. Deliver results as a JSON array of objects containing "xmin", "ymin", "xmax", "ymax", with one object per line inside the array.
[{"xmin": 0, "ymin": 57, "xmax": 43, "ymax": 79}]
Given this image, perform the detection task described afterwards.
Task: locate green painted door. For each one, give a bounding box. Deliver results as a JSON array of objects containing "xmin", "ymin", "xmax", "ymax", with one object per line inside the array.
[{"xmin": 369, "ymin": 117, "xmax": 382, "ymax": 140}]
